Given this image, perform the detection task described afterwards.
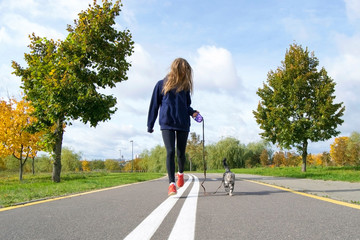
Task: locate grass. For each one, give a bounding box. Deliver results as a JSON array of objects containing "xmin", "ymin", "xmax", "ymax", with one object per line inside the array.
[
  {"xmin": 230, "ymin": 166, "xmax": 360, "ymax": 182},
  {"xmin": 0, "ymin": 171, "xmax": 165, "ymax": 208}
]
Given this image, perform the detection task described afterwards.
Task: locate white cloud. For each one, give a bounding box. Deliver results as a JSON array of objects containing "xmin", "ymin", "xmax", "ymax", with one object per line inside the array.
[
  {"xmin": 63, "ymin": 120, "xmax": 140, "ymax": 160},
  {"xmin": 1, "ymin": 13, "xmax": 64, "ymax": 46},
  {"xmin": 0, "ymin": 0, "xmax": 39, "ymax": 14},
  {"xmin": 0, "ymin": 64, "xmax": 22, "ymax": 99},
  {"xmin": 344, "ymin": 0, "xmax": 360, "ymax": 22},
  {"xmin": 333, "ymin": 33, "xmax": 360, "ymax": 58},
  {"xmin": 46, "ymin": 0, "xmax": 91, "ymax": 21},
  {"xmin": 192, "ymin": 45, "xmax": 242, "ymax": 93},
  {"xmin": 0, "ymin": 26, "xmax": 10, "ymax": 43},
  {"xmin": 0, "ymin": 0, "xmax": 89, "ymax": 20},
  {"xmin": 121, "ymin": 6, "xmax": 137, "ymax": 26},
  {"xmin": 110, "ymin": 43, "xmax": 161, "ymax": 100},
  {"xmin": 323, "ymin": 32, "xmax": 360, "ymax": 138},
  {"xmin": 325, "ymin": 33, "xmax": 360, "ymax": 92}
]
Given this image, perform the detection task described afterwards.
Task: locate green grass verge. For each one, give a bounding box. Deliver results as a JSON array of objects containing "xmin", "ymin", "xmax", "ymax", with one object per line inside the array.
[
  {"xmin": 0, "ymin": 171, "xmax": 165, "ymax": 208},
  {"xmin": 230, "ymin": 166, "xmax": 360, "ymax": 182}
]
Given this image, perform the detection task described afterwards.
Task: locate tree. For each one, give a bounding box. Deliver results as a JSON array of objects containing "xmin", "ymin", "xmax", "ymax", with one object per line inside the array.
[
  {"xmin": 273, "ymin": 151, "xmax": 286, "ymax": 167},
  {"xmin": 253, "ymin": 43, "xmax": 345, "ymax": 172},
  {"xmin": 0, "ymin": 99, "xmax": 44, "ymax": 180},
  {"xmin": 321, "ymin": 151, "xmax": 332, "ymax": 167},
  {"xmin": 0, "ymin": 157, "xmax": 5, "ymax": 170},
  {"xmin": 123, "ymin": 157, "xmax": 144, "ymax": 172},
  {"xmin": 61, "ymin": 147, "xmax": 82, "ymax": 172},
  {"xmin": 81, "ymin": 160, "xmax": 91, "ymax": 172},
  {"xmin": 186, "ymin": 132, "xmax": 203, "ymax": 171},
  {"xmin": 347, "ymin": 132, "xmax": 360, "ymax": 166},
  {"xmin": 12, "ymin": 0, "xmax": 134, "ymax": 182},
  {"xmin": 284, "ymin": 152, "xmax": 301, "ymax": 167},
  {"xmin": 330, "ymin": 136, "xmax": 350, "ymax": 166},
  {"xmin": 35, "ymin": 154, "xmax": 53, "ymax": 172},
  {"xmin": 104, "ymin": 159, "xmax": 121, "ymax": 171},
  {"xmin": 311, "ymin": 153, "xmax": 324, "ymax": 166},
  {"xmin": 90, "ymin": 159, "xmax": 106, "ymax": 170},
  {"xmin": 206, "ymin": 137, "xmax": 246, "ymax": 169},
  {"xmin": 244, "ymin": 141, "xmax": 270, "ymax": 168},
  {"xmin": 260, "ymin": 149, "xmax": 269, "ymax": 166},
  {"xmin": 140, "ymin": 145, "xmax": 167, "ymax": 173}
]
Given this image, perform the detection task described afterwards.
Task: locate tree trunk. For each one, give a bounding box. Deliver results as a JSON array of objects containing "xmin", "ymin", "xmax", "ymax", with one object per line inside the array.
[
  {"xmin": 18, "ymin": 146, "xmax": 24, "ymax": 181},
  {"xmin": 301, "ymin": 139, "xmax": 308, "ymax": 172},
  {"xmin": 52, "ymin": 119, "xmax": 64, "ymax": 183},
  {"xmin": 19, "ymin": 158, "xmax": 23, "ymax": 181},
  {"xmin": 32, "ymin": 157, "xmax": 35, "ymax": 175}
]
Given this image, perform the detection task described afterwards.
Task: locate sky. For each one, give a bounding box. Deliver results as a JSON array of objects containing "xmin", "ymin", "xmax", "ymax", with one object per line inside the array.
[{"xmin": 1, "ymin": 0, "xmax": 360, "ymax": 160}]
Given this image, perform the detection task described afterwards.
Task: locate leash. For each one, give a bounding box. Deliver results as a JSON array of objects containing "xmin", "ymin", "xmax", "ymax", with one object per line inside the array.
[
  {"xmin": 199, "ymin": 117, "xmax": 225, "ymax": 196},
  {"xmin": 200, "ymin": 118, "xmax": 207, "ymax": 194}
]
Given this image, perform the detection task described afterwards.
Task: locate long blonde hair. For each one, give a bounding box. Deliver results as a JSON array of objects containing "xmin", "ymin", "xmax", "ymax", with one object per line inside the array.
[{"xmin": 162, "ymin": 58, "xmax": 193, "ymax": 95}]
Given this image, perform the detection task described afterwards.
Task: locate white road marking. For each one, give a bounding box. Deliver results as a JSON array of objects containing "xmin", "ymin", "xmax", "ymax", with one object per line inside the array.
[
  {"xmin": 124, "ymin": 175, "xmax": 194, "ymax": 240},
  {"xmin": 168, "ymin": 174, "xmax": 199, "ymax": 240}
]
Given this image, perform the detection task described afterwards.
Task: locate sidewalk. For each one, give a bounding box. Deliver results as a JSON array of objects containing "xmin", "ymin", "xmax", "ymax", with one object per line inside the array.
[{"xmin": 238, "ymin": 174, "xmax": 360, "ymax": 204}]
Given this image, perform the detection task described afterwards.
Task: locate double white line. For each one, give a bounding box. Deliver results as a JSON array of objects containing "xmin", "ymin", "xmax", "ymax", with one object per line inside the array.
[{"xmin": 124, "ymin": 174, "xmax": 199, "ymax": 240}]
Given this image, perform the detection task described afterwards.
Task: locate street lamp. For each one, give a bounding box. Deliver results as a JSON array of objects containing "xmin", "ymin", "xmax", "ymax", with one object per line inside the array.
[{"xmin": 131, "ymin": 140, "xmax": 134, "ymax": 172}]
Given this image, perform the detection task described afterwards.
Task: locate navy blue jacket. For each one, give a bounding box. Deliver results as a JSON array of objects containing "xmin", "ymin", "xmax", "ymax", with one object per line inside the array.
[{"xmin": 147, "ymin": 79, "xmax": 196, "ymax": 132}]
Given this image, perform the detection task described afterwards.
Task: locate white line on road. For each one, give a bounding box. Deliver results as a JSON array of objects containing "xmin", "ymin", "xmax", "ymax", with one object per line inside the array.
[
  {"xmin": 124, "ymin": 175, "xmax": 194, "ymax": 240},
  {"xmin": 168, "ymin": 174, "xmax": 199, "ymax": 240}
]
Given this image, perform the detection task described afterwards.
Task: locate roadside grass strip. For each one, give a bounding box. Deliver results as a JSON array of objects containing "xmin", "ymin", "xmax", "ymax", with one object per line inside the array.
[
  {"xmin": 124, "ymin": 175, "xmax": 196, "ymax": 240},
  {"xmin": 245, "ymin": 179, "xmax": 360, "ymax": 210},
  {"xmin": 0, "ymin": 179, "xmax": 160, "ymax": 212}
]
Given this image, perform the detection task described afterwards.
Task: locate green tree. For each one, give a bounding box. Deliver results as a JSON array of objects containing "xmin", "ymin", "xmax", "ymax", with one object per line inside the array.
[
  {"xmin": 347, "ymin": 132, "xmax": 360, "ymax": 166},
  {"xmin": 244, "ymin": 140, "xmax": 270, "ymax": 168},
  {"xmin": 35, "ymin": 154, "xmax": 53, "ymax": 172},
  {"xmin": 90, "ymin": 160, "xmax": 105, "ymax": 170},
  {"xmin": 253, "ymin": 43, "xmax": 345, "ymax": 172},
  {"xmin": 104, "ymin": 159, "xmax": 121, "ymax": 171},
  {"xmin": 186, "ymin": 132, "xmax": 203, "ymax": 171},
  {"xmin": 61, "ymin": 147, "xmax": 82, "ymax": 172},
  {"xmin": 206, "ymin": 137, "xmax": 246, "ymax": 169},
  {"xmin": 140, "ymin": 145, "xmax": 166, "ymax": 173},
  {"xmin": 12, "ymin": 0, "xmax": 134, "ymax": 182}
]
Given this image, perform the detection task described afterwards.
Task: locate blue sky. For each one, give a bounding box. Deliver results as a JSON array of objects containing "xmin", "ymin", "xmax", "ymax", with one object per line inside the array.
[{"xmin": 1, "ymin": 0, "xmax": 359, "ymax": 160}]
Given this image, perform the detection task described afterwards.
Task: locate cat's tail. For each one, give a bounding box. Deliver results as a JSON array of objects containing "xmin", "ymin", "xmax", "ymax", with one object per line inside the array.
[{"xmin": 222, "ymin": 158, "xmax": 230, "ymax": 172}]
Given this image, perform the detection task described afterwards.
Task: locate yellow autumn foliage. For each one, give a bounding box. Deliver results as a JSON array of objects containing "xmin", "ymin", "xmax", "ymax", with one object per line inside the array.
[{"xmin": 0, "ymin": 98, "xmax": 43, "ymax": 160}]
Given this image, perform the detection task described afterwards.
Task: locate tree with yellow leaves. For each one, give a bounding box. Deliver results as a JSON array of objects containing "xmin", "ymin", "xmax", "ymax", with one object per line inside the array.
[
  {"xmin": 0, "ymin": 98, "xmax": 44, "ymax": 180},
  {"xmin": 330, "ymin": 136, "xmax": 350, "ymax": 166},
  {"xmin": 81, "ymin": 160, "xmax": 91, "ymax": 172}
]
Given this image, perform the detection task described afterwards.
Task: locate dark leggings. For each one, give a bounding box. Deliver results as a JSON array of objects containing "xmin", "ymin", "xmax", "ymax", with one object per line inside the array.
[{"xmin": 162, "ymin": 130, "xmax": 189, "ymax": 183}]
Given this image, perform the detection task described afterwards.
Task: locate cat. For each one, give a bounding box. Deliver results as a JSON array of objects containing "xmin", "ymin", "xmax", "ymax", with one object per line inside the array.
[{"xmin": 223, "ymin": 158, "xmax": 235, "ymax": 196}]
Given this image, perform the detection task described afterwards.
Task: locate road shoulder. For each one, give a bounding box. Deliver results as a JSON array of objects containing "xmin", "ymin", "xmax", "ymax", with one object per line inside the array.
[{"xmin": 238, "ymin": 174, "xmax": 360, "ymax": 205}]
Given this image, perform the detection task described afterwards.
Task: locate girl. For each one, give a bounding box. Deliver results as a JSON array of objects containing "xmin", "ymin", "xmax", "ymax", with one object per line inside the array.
[{"xmin": 147, "ymin": 58, "xmax": 200, "ymax": 196}]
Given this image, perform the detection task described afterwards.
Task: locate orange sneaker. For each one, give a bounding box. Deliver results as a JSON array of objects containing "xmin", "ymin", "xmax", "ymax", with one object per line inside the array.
[
  {"xmin": 177, "ymin": 173, "xmax": 184, "ymax": 188},
  {"xmin": 168, "ymin": 184, "xmax": 177, "ymax": 196}
]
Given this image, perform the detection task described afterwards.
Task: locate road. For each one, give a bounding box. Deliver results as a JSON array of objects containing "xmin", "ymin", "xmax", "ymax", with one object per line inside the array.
[{"xmin": 0, "ymin": 173, "xmax": 359, "ymax": 240}]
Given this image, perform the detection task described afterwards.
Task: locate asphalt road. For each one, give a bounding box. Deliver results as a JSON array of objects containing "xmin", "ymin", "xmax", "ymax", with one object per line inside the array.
[{"xmin": 0, "ymin": 173, "xmax": 359, "ymax": 240}]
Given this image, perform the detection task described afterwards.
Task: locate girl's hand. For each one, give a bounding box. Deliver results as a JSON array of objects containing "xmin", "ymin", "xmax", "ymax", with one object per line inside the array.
[{"xmin": 192, "ymin": 111, "xmax": 199, "ymax": 118}]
